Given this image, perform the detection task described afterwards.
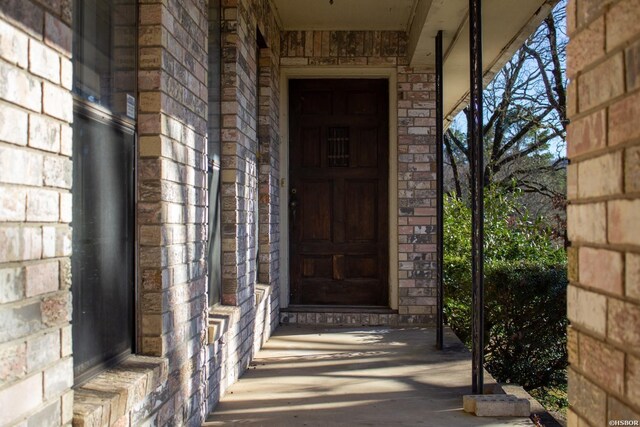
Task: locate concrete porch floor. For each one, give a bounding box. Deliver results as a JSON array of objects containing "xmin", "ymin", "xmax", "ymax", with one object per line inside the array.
[{"xmin": 203, "ymin": 325, "xmax": 534, "ymax": 426}]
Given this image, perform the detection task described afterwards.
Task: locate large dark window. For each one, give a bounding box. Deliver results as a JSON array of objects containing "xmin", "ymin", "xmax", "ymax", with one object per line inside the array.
[
  {"xmin": 72, "ymin": 0, "xmax": 137, "ymax": 383},
  {"xmin": 208, "ymin": 0, "xmax": 222, "ymax": 305}
]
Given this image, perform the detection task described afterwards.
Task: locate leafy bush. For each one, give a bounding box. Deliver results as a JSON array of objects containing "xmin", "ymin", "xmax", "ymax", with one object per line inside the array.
[{"xmin": 443, "ymin": 187, "xmax": 568, "ymax": 391}]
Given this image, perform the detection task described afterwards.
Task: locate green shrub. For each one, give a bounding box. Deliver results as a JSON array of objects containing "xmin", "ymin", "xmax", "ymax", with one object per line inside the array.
[{"xmin": 444, "ymin": 187, "xmax": 568, "ymax": 391}]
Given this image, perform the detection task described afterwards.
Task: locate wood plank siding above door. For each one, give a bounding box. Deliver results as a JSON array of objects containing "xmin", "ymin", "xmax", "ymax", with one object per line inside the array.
[{"xmin": 289, "ymin": 79, "xmax": 389, "ymax": 306}]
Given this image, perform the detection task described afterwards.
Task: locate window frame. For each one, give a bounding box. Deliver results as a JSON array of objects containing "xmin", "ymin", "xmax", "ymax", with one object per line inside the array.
[
  {"xmin": 71, "ymin": 0, "xmax": 138, "ymax": 385},
  {"xmin": 207, "ymin": 0, "xmax": 223, "ymax": 307}
]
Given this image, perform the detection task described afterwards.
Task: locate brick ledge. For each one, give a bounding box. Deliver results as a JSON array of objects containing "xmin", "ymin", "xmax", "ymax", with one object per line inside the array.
[
  {"xmin": 207, "ymin": 283, "xmax": 274, "ymax": 345},
  {"xmin": 72, "ymin": 355, "xmax": 168, "ymax": 426}
]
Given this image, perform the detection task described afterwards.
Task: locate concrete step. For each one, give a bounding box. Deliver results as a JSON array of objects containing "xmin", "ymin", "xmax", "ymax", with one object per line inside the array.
[{"xmin": 463, "ymin": 394, "xmax": 531, "ymax": 417}]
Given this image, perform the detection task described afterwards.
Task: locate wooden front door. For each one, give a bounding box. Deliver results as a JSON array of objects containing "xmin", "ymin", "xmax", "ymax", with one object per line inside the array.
[{"xmin": 289, "ymin": 79, "xmax": 389, "ymax": 306}]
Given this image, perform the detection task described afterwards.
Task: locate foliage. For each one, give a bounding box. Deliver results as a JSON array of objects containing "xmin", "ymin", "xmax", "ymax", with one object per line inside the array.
[
  {"xmin": 443, "ymin": 1, "xmax": 568, "ymax": 238},
  {"xmin": 530, "ymin": 384, "xmax": 568, "ymax": 415},
  {"xmin": 443, "ymin": 187, "xmax": 568, "ymax": 391}
]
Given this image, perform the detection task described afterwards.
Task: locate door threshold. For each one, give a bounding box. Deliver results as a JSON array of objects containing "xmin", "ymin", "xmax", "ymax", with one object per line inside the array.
[{"xmin": 283, "ymin": 305, "xmax": 397, "ymax": 314}]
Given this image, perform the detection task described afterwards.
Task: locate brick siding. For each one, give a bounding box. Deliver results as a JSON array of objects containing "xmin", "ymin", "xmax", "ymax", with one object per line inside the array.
[
  {"xmin": 566, "ymin": 0, "xmax": 640, "ymax": 424},
  {"xmin": 0, "ymin": 0, "xmax": 74, "ymax": 425},
  {"xmin": 208, "ymin": 0, "xmax": 282, "ymax": 410}
]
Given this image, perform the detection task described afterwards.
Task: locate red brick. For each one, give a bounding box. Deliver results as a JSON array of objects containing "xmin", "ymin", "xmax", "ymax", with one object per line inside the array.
[
  {"xmin": 567, "ymin": 79, "xmax": 577, "ymax": 117},
  {"xmin": 29, "ymin": 114, "xmax": 61, "ymax": 153},
  {"xmin": 627, "ymin": 354, "xmax": 640, "ymax": 405},
  {"xmin": 627, "ymin": 253, "xmax": 640, "ymax": 300},
  {"xmin": 0, "ymin": 61, "xmax": 42, "ymax": 112},
  {"xmin": 626, "ymin": 146, "xmax": 640, "ymax": 193},
  {"xmin": 0, "ymin": 19, "xmax": 28, "ymax": 68},
  {"xmin": 577, "ymin": 151, "xmax": 622, "ymax": 198},
  {"xmin": 27, "ymin": 331, "xmax": 60, "ymax": 372},
  {"xmin": 568, "ymin": 285, "xmax": 607, "ymax": 336},
  {"xmin": 60, "ymin": 124, "xmax": 72, "ymax": 156},
  {"xmin": 26, "ymin": 189, "xmax": 59, "ymax": 222},
  {"xmin": 139, "ymin": 4, "xmax": 164, "ymax": 25},
  {"xmin": 579, "ymin": 247, "xmax": 623, "ymax": 295},
  {"xmin": 608, "ymin": 199, "xmax": 640, "ymax": 246},
  {"xmin": 43, "ymin": 82, "xmax": 72, "ymax": 123},
  {"xmin": 25, "ymin": 261, "xmax": 59, "ymax": 297},
  {"xmin": 60, "ymin": 57, "xmax": 72, "ymax": 90},
  {"xmin": 577, "ymin": 0, "xmax": 612, "ymax": 27},
  {"xmin": 43, "ymin": 357, "xmax": 72, "ymax": 399},
  {"xmin": 44, "ymin": 13, "xmax": 72, "ymax": 56},
  {"xmin": 41, "ymin": 292, "xmax": 71, "ymax": 327},
  {"xmin": 609, "ymin": 91, "xmax": 640, "ymax": 146},
  {"xmin": 567, "ymin": 16, "xmax": 604, "ymax": 78},
  {"xmin": 567, "ymin": 246, "xmax": 579, "ymax": 282},
  {"xmin": 567, "ymin": 163, "xmax": 578, "ymax": 200},
  {"xmin": 0, "ymin": 102, "xmax": 28, "ymax": 146},
  {"xmin": 608, "ymin": 397, "xmax": 640, "ymax": 426},
  {"xmin": 578, "ymin": 53, "xmax": 624, "ymax": 111},
  {"xmin": 42, "ymin": 226, "xmax": 55, "ymax": 258},
  {"xmin": 43, "ymin": 155, "xmax": 72, "ymax": 189},
  {"xmin": 606, "ymin": 0, "xmax": 640, "ymax": 51},
  {"xmin": 568, "ymin": 368, "xmax": 607, "ymax": 426},
  {"xmin": 29, "ymin": 40, "xmax": 60, "ymax": 84},
  {"xmin": 626, "ymin": 38, "xmax": 640, "ymax": 91},
  {"xmin": 0, "ymin": 341, "xmax": 26, "ymax": 384},
  {"xmin": 0, "ymin": 266, "xmax": 24, "ymax": 303},
  {"xmin": 567, "ymin": 202, "xmax": 606, "ymax": 244},
  {"xmin": 0, "ymin": 185, "xmax": 26, "ymax": 221},
  {"xmin": 21, "ymin": 227, "xmax": 42, "ymax": 261},
  {"xmin": 0, "ymin": 373, "xmax": 42, "ymax": 425},
  {"xmin": 567, "ymin": 109, "xmax": 606, "ymax": 158},
  {"xmin": 59, "ymin": 192, "xmax": 71, "ymax": 223},
  {"xmin": 608, "ymin": 298, "xmax": 640, "ymax": 351},
  {"xmin": 567, "ymin": 326, "xmax": 579, "ymax": 365},
  {"xmin": 579, "ymin": 333, "xmax": 624, "ymax": 395}
]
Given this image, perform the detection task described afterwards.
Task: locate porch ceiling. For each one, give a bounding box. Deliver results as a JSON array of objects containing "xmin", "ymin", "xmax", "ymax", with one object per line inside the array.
[
  {"xmin": 409, "ymin": 0, "xmax": 557, "ymax": 123},
  {"xmin": 271, "ymin": 0, "xmax": 418, "ymax": 31},
  {"xmin": 273, "ymin": 0, "xmax": 557, "ymax": 123}
]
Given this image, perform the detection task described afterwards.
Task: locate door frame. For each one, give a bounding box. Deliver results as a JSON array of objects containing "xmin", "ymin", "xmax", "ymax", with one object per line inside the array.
[{"xmin": 279, "ymin": 67, "xmax": 399, "ymax": 310}]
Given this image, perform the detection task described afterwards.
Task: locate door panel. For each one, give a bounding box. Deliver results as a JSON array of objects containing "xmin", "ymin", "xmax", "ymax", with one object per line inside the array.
[
  {"xmin": 344, "ymin": 180, "xmax": 377, "ymax": 242},
  {"xmin": 353, "ymin": 128, "xmax": 378, "ymax": 167},
  {"xmin": 289, "ymin": 79, "xmax": 389, "ymax": 306},
  {"xmin": 300, "ymin": 181, "xmax": 332, "ymax": 241},
  {"xmin": 301, "ymin": 127, "xmax": 321, "ymax": 168}
]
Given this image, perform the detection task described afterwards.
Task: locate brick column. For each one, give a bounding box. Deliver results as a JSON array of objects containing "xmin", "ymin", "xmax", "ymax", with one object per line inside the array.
[
  {"xmin": 566, "ymin": 0, "xmax": 640, "ymax": 424},
  {"xmin": 0, "ymin": 1, "xmax": 74, "ymax": 424},
  {"xmin": 137, "ymin": 0, "xmax": 209, "ymax": 424},
  {"xmin": 220, "ymin": 0, "xmax": 258, "ymax": 308},
  {"xmin": 396, "ymin": 67, "xmax": 438, "ymax": 324},
  {"xmin": 257, "ymin": 46, "xmax": 281, "ymax": 326}
]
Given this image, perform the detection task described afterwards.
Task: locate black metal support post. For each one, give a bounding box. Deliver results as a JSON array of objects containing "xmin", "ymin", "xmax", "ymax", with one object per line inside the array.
[
  {"xmin": 435, "ymin": 30, "xmax": 444, "ymax": 351},
  {"xmin": 469, "ymin": 0, "xmax": 485, "ymax": 394}
]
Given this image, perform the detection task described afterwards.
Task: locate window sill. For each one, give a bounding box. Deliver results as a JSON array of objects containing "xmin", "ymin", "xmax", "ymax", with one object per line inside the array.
[
  {"xmin": 207, "ymin": 283, "xmax": 273, "ymax": 345},
  {"xmin": 254, "ymin": 282, "xmax": 271, "ymax": 306},
  {"xmin": 207, "ymin": 304, "xmax": 241, "ymax": 345},
  {"xmin": 73, "ymin": 355, "xmax": 168, "ymax": 426}
]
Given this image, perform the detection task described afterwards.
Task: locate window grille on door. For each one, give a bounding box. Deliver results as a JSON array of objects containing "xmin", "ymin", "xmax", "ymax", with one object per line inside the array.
[{"xmin": 327, "ymin": 127, "xmax": 349, "ymax": 167}]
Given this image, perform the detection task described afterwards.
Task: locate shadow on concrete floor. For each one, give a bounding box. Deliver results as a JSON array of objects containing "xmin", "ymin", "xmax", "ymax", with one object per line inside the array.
[{"xmin": 203, "ymin": 325, "xmax": 533, "ymax": 427}]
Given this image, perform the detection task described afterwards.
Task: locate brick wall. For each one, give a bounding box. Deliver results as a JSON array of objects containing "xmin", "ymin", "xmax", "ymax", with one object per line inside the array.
[
  {"xmin": 396, "ymin": 68, "xmax": 438, "ymax": 323},
  {"xmin": 0, "ymin": 0, "xmax": 74, "ymax": 425},
  {"xmin": 133, "ymin": 0, "xmax": 210, "ymax": 424},
  {"xmin": 207, "ymin": 0, "xmax": 282, "ymax": 409},
  {"xmin": 280, "ymin": 30, "xmax": 438, "ymax": 324},
  {"xmin": 566, "ymin": 0, "xmax": 640, "ymax": 424},
  {"xmin": 257, "ymin": 44, "xmax": 281, "ymax": 329}
]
